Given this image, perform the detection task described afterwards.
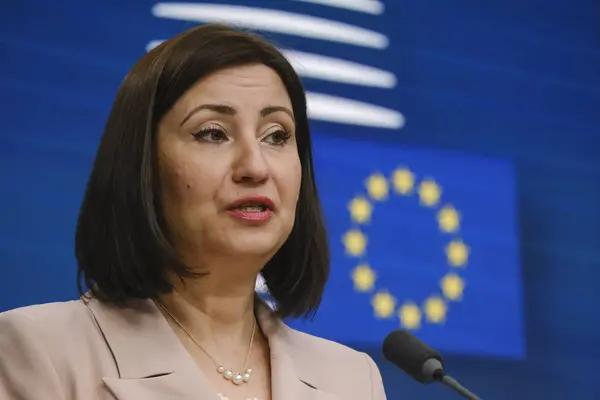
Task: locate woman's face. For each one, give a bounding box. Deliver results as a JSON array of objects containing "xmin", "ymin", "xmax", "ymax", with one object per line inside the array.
[{"xmin": 157, "ymin": 64, "xmax": 301, "ymax": 266}]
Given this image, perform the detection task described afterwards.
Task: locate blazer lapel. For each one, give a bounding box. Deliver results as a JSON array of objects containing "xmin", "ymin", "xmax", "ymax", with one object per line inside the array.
[
  {"xmin": 270, "ymin": 350, "xmax": 339, "ymax": 400},
  {"xmin": 85, "ymin": 296, "xmax": 218, "ymax": 400},
  {"xmin": 87, "ymin": 295, "xmax": 339, "ymax": 400},
  {"xmin": 256, "ymin": 302, "xmax": 339, "ymax": 400},
  {"xmin": 102, "ymin": 374, "xmax": 212, "ymax": 400}
]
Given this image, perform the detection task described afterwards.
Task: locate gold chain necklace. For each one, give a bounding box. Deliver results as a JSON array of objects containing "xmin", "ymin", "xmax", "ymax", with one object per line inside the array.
[{"xmin": 155, "ymin": 300, "xmax": 256, "ymax": 386}]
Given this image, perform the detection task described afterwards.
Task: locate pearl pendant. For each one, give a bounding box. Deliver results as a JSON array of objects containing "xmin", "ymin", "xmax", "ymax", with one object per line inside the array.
[
  {"xmin": 243, "ymin": 368, "xmax": 252, "ymax": 382},
  {"xmin": 217, "ymin": 366, "xmax": 252, "ymax": 385}
]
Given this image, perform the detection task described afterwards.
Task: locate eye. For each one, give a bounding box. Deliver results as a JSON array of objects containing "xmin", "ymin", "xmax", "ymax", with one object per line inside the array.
[
  {"xmin": 262, "ymin": 129, "xmax": 292, "ymax": 146},
  {"xmin": 193, "ymin": 126, "xmax": 229, "ymax": 143}
]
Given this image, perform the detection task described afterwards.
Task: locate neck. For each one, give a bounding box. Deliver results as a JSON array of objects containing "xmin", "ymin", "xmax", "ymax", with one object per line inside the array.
[{"xmin": 158, "ymin": 264, "xmax": 260, "ymax": 346}]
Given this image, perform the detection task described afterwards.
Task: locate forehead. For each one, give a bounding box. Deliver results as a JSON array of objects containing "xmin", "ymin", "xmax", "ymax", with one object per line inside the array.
[{"xmin": 177, "ymin": 64, "xmax": 293, "ymax": 111}]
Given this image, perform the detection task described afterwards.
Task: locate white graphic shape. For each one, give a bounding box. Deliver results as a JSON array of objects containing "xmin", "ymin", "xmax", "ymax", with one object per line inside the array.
[
  {"xmin": 283, "ymin": 50, "xmax": 396, "ymax": 88},
  {"xmin": 151, "ymin": 3, "xmax": 389, "ymax": 49},
  {"xmin": 293, "ymin": 0, "xmax": 384, "ymax": 15},
  {"xmin": 306, "ymin": 92, "xmax": 405, "ymax": 129},
  {"xmin": 145, "ymin": 42, "xmax": 396, "ymax": 88}
]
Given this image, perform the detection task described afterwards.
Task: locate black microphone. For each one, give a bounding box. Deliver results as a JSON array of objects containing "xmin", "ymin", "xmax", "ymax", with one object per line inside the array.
[{"xmin": 382, "ymin": 330, "xmax": 482, "ymax": 400}]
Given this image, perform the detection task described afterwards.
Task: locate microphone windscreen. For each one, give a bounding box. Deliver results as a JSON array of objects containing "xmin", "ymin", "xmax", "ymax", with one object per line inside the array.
[{"xmin": 382, "ymin": 330, "xmax": 444, "ymax": 383}]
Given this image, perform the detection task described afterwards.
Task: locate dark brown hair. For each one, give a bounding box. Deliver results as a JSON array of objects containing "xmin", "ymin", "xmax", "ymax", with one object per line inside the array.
[{"xmin": 75, "ymin": 24, "xmax": 329, "ymax": 319}]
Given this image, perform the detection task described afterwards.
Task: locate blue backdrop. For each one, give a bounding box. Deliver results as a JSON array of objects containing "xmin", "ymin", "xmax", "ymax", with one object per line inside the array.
[
  {"xmin": 1, "ymin": 0, "xmax": 600, "ymax": 399},
  {"xmin": 287, "ymin": 134, "xmax": 524, "ymax": 358}
]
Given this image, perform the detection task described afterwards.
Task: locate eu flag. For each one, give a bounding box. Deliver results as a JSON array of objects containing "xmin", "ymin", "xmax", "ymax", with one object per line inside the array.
[{"xmin": 286, "ymin": 132, "xmax": 525, "ymax": 359}]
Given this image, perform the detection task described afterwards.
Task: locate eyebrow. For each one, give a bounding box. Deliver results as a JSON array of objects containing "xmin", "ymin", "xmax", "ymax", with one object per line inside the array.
[{"xmin": 179, "ymin": 104, "xmax": 295, "ymax": 126}]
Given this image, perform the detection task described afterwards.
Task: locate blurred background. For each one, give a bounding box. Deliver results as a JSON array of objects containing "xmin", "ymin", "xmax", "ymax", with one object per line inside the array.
[{"xmin": 1, "ymin": 0, "xmax": 599, "ymax": 398}]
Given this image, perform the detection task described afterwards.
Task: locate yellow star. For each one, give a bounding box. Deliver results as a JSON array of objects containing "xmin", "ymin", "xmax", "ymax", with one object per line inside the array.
[
  {"xmin": 398, "ymin": 302, "xmax": 421, "ymax": 330},
  {"xmin": 392, "ymin": 167, "xmax": 415, "ymax": 195},
  {"xmin": 342, "ymin": 229, "xmax": 367, "ymax": 257},
  {"xmin": 365, "ymin": 173, "xmax": 389, "ymax": 201},
  {"xmin": 418, "ymin": 179, "xmax": 442, "ymax": 207},
  {"xmin": 351, "ymin": 264, "xmax": 376, "ymax": 292},
  {"xmin": 445, "ymin": 240, "xmax": 469, "ymax": 267},
  {"xmin": 348, "ymin": 196, "xmax": 373, "ymax": 224},
  {"xmin": 372, "ymin": 291, "xmax": 396, "ymax": 318},
  {"xmin": 438, "ymin": 205, "xmax": 460, "ymax": 233},
  {"xmin": 441, "ymin": 273, "xmax": 465, "ymax": 301},
  {"xmin": 423, "ymin": 296, "xmax": 447, "ymax": 324}
]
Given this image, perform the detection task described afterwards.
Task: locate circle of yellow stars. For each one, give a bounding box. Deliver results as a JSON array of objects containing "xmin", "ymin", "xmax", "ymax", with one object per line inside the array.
[{"xmin": 344, "ymin": 166, "xmax": 470, "ymax": 330}]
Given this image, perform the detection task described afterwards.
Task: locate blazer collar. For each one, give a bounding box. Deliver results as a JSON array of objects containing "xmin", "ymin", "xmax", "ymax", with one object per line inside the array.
[
  {"xmin": 85, "ymin": 295, "xmax": 338, "ymax": 400},
  {"xmin": 255, "ymin": 300, "xmax": 338, "ymax": 400},
  {"xmin": 85, "ymin": 295, "xmax": 217, "ymax": 399}
]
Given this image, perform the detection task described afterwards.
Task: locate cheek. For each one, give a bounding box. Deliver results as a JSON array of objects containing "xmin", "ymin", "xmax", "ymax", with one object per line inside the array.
[
  {"xmin": 293, "ymin": 162, "xmax": 302, "ymax": 201},
  {"xmin": 158, "ymin": 137, "xmax": 229, "ymax": 214},
  {"xmin": 282, "ymin": 156, "xmax": 302, "ymax": 206},
  {"xmin": 160, "ymin": 154, "xmax": 208, "ymax": 206}
]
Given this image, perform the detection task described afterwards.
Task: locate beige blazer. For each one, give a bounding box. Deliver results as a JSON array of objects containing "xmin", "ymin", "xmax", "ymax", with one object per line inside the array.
[{"xmin": 0, "ymin": 296, "xmax": 386, "ymax": 400}]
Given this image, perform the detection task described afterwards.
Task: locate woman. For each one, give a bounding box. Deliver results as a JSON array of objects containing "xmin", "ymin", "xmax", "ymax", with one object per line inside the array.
[{"xmin": 0, "ymin": 24, "xmax": 386, "ymax": 400}]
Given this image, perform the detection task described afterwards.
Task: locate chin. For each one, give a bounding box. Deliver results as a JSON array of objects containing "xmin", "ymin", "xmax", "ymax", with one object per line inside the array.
[{"xmin": 225, "ymin": 229, "xmax": 287, "ymax": 258}]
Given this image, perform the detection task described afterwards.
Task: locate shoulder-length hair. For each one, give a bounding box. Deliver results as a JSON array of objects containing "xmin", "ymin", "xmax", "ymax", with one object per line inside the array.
[{"xmin": 75, "ymin": 23, "xmax": 329, "ymax": 319}]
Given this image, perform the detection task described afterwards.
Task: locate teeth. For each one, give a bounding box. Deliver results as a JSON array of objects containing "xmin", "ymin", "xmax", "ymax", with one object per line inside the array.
[{"xmin": 237, "ymin": 205, "xmax": 266, "ymax": 212}]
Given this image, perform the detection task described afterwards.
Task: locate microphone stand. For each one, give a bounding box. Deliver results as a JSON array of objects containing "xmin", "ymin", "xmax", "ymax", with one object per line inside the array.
[{"xmin": 433, "ymin": 370, "xmax": 482, "ymax": 400}]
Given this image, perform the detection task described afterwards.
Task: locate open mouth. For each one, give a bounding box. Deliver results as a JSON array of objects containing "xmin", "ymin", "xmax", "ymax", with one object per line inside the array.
[
  {"xmin": 227, "ymin": 196, "xmax": 275, "ymax": 213},
  {"xmin": 227, "ymin": 197, "xmax": 275, "ymax": 222},
  {"xmin": 230, "ymin": 203, "xmax": 271, "ymax": 212}
]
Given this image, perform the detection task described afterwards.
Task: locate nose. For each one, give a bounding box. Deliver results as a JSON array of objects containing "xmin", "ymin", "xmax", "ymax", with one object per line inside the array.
[{"xmin": 231, "ymin": 136, "xmax": 269, "ymax": 185}]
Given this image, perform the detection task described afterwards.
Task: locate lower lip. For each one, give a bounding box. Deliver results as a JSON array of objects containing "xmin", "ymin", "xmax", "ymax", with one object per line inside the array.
[{"xmin": 226, "ymin": 209, "xmax": 273, "ymax": 223}]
